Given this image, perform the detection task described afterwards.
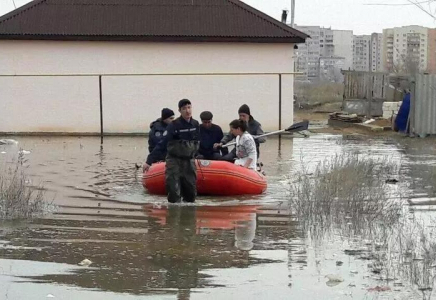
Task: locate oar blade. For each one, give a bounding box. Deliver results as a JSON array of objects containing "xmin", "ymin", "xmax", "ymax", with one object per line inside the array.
[{"xmin": 285, "ymin": 120, "xmax": 309, "ymax": 133}]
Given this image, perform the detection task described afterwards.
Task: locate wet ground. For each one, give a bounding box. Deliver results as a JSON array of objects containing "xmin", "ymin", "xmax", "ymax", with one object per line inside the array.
[{"xmin": 0, "ymin": 134, "xmax": 436, "ymax": 299}]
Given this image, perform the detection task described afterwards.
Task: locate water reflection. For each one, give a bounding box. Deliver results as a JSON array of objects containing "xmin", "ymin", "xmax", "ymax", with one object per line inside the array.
[
  {"xmin": 144, "ymin": 204, "xmax": 258, "ymax": 251},
  {"xmin": 0, "ymin": 204, "xmax": 283, "ymax": 299}
]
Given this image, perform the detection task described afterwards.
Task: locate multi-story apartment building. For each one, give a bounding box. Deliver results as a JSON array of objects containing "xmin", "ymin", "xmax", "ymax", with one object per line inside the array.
[
  {"xmin": 293, "ymin": 26, "xmax": 322, "ymax": 81},
  {"xmin": 353, "ymin": 35, "xmax": 371, "ymax": 71},
  {"xmin": 382, "ymin": 25, "xmax": 428, "ymax": 73},
  {"xmin": 352, "ymin": 33, "xmax": 383, "ymax": 72},
  {"xmin": 294, "ymin": 26, "xmax": 353, "ymax": 81},
  {"xmin": 319, "ymin": 56, "xmax": 345, "ymax": 82},
  {"xmin": 331, "ymin": 30, "xmax": 353, "ymax": 70},
  {"xmin": 371, "ymin": 33, "xmax": 384, "ymax": 72},
  {"xmin": 427, "ymin": 29, "xmax": 436, "ymax": 73}
]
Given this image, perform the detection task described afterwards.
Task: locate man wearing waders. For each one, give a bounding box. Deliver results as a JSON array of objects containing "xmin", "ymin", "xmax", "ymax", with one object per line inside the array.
[{"xmin": 144, "ymin": 99, "xmax": 200, "ymax": 203}]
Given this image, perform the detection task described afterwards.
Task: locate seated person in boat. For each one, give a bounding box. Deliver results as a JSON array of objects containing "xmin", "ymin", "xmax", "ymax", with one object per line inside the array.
[
  {"xmin": 229, "ymin": 119, "xmax": 257, "ymax": 170},
  {"xmin": 148, "ymin": 108, "xmax": 175, "ymax": 160},
  {"xmin": 214, "ymin": 104, "xmax": 265, "ymax": 161},
  {"xmin": 144, "ymin": 99, "xmax": 200, "ymax": 203},
  {"xmin": 197, "ymin": 111, "xmax": 228, "ymax": 160}
]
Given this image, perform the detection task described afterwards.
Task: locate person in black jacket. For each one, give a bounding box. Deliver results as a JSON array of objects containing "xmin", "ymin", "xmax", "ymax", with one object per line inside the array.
[
  {"xmin": 214, "ymin": 104, "xmax": 265, "ymax": 161},
  {"xmin": 148, "ymin": 108, "xmax": 175, "ymax": 155},
  {"xmin": 144, "ymin": 99, "xmax": 200, "ymax": 203},
  {"xmin": 197, "ymin": 111, "xmax": 228, "ymax": 160}
]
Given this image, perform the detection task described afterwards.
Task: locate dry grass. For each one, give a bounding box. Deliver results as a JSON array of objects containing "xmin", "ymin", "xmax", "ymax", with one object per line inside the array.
[
  {"xmin": 0, "ymin": 152, "xmax": 48, "ymax": 220},
  {"xmin": 294, "ymin": 81, "xmax": 344, "ymax": 107},
  {"xmin": 288, "ymin": 154, "xmax": 401, "ymax": 237}
]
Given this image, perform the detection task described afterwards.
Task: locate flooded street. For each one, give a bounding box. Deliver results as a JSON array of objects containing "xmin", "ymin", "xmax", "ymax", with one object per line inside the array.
[{"xmin": 1, "ymin": 134, "xmax": 436, "ymax": 299}]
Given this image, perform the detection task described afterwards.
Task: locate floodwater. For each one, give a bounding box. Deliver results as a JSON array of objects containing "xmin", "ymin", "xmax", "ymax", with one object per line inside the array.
[{"xmin": 0, "ymin": 134, "xmax": 435, "ymax": 299}]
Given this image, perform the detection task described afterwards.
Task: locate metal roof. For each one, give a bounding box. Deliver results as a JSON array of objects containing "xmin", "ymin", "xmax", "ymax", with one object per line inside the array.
[{"xmin": 0, "ymin": 0, "xmax": 308, "ymax": 43}]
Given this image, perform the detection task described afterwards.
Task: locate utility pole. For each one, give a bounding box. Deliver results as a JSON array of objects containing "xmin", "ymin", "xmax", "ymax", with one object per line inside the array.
[{"xmin": 291, "ymin": 0, "xmax": 295, "ymax": 27}]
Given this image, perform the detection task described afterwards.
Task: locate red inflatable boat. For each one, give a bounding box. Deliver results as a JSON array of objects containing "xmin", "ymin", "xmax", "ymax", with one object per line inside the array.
[{"xmin": 143, "ymin": 160, "xmax": 267, "ymax": 196}]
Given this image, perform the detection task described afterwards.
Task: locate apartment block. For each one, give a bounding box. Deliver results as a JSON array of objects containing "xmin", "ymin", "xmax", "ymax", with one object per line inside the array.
[
  {"xmin": 382, "ymin": 25, "xmax": 428, "ymax": 73},
  {"xmin": 294, "ymin": 25, "xmax": 353, "ymax": 81},
  {"xmin": 353, "ymin": 35, "xmax": 371, "ymax": 71},
  {"xmin": 293, "ymin": 26, "xmax": 322, "ymax": 80},
  {"xmin": 371, "ymin": 33, "xmax": 384, "ymax": 72},
  {"xmin": 427, "ymin": 29, "xmax": 436, "ymax": 73},
  {"xmin": 319, "ymin": 56, "xmax": 345, "ymax": 82},
  {"xmin": 331, "ymin": 30, "xmax": 353, "ymax": 70}
]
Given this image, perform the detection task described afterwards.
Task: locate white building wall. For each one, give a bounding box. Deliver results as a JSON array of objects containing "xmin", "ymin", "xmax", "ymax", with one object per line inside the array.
[
  {"xmin": 0, "ymin": 76, "xmax": 100, "ymax": 133},
  {"xmin": 332, "ymin": 30, "xmax": 354, "ymax": 70},
  {"xmin": 102, "ymin": 75, "xmax": 285, "ymax": 133},
  {"xmin": 0, "ymin": 41, "xmax": 295, "ymax": 133}
]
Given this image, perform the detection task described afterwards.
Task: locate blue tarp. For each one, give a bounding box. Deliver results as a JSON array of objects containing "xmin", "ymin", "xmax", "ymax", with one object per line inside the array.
[{"xmin": 395, "ymin": 93, "xmax": 410, "ymax": 132}]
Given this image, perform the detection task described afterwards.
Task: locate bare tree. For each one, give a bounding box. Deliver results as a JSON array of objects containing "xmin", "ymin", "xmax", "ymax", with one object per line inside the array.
[{"xmin": 392, "ymin": 52, "xmax": 421, "ymax": 74}]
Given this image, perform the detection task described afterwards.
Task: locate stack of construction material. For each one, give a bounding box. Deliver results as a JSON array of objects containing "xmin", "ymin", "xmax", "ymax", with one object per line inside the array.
[
  {"xmin": 382, "ymin": 101, "xmax": 402, "ymax": 119},
  {"xmin": 329, "ymin": 112, "xmax": 363, "ymax": 123}
]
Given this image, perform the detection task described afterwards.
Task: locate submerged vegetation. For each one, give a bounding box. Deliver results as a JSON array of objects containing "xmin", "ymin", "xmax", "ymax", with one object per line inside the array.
[
  {"xmin": 288, "ymin": 154, "xmax": 402, "ymax": 236},
  {"xmin": 0, "ymin": 151, "xmax": 49, "ymax": 220},
  {"xmin": 288, "ymin": 154, "xmax": 436, "ymax": 298}
]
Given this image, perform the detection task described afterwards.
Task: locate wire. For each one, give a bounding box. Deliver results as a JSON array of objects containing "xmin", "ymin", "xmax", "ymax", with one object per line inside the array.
[
  {"xmin": 11, "ymin": 0, "xmax": 16, "ymax": 8},
  {"xmin": 407, "ymin": 0, "xmax": 436, "ymax": 20},
  {"xmin": 364, "ymin": 0, "xmax": 434, "ymax": 5},
  {"xmin": 365, "ymin": 0, "xmax": 436, "ymax": 20}
]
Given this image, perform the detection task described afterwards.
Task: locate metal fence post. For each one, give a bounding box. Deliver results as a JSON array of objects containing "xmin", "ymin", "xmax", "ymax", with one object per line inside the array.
[
  {"xmin": 366, "ymin": 72, "xmax": 373, "ymax": 118},
  {"xmin": 99, "ymin": 75, "xmax": 103, "ymax": 144}
]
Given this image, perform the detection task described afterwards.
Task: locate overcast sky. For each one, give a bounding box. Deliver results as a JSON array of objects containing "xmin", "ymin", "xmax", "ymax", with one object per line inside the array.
[{"xmin": 1, "ymin": 0, "xmax": 436, "ymax": 35}]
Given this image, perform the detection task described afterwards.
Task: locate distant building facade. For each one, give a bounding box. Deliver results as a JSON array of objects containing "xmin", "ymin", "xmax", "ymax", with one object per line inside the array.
[
  {"xmin": 319, "ymin": 56, "xmax": 345, "ymax": 82},
  {"xmin": 427, "ymin": 29, "xmax": 436, "ymax": 74},
  {"xmin": 294, "ymin": 25, "xmax": 353, "ymax": 81},
  {"xmin": 353, "ymin": 35, "xmax": 371, "ymax": 71},
  {"xmin": 371, "ymin": 33, "xmax": 384, "ymax": 72},
  {"xmin": 382, "ymin": 25, "xmax": 428, "ymax": 73}
]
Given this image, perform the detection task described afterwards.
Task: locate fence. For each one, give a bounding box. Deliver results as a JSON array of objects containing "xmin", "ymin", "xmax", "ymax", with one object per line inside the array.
[
  {"xmin": 411, "ymin": 74, "xmax": 436, "ymax": 137},
  {"xmin": 342, "ymin": 71, "xmax": 389, "ymax": 117},
  {"xmin": 343, "ymin": 71, "xmax": 388, "ymax": 100}
]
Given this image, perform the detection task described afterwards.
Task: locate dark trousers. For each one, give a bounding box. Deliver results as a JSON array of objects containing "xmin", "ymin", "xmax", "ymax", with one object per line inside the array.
[
  {"xmin": 165, "ymin": 157, "xmax": 197, "ymax": 203},
  {"xmin": 221, "ymin": 148, "xmax": 237, "ymax": 162}
]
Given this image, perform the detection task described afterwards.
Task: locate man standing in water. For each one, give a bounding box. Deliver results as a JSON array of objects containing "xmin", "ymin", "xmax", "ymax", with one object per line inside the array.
[{"xmin": 144, "ymin": 99, "xmax": 200, "ymax": 203}]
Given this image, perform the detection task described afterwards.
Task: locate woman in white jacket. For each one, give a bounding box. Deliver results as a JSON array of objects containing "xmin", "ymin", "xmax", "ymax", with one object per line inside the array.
[{"xmin": 229, "ymin": 119, "xmax": 257, "ymax": 170}]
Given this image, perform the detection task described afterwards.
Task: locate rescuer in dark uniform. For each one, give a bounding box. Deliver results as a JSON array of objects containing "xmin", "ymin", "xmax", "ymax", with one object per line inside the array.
[
  {"xmin": 144, "ymin": 99, "xmax": 200, "ymax": 203},
  {"xmin": 148, "ymin": 108, "xmax": 175, "ymax": 155}
]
